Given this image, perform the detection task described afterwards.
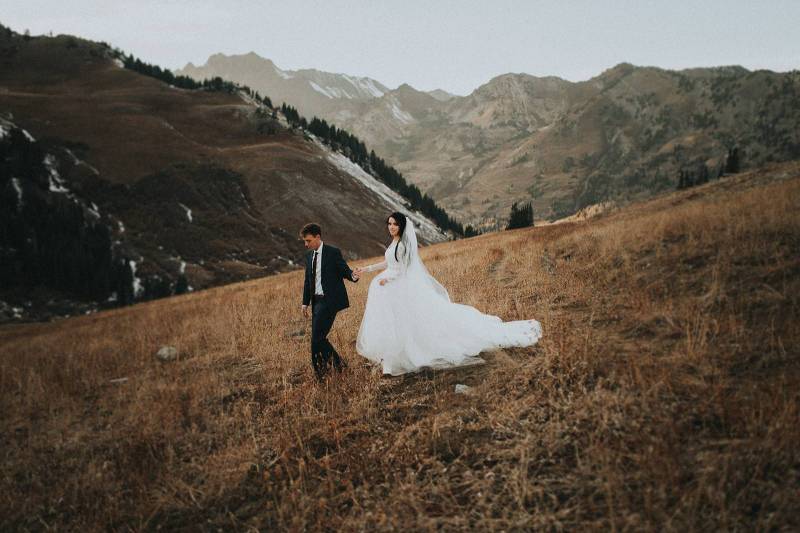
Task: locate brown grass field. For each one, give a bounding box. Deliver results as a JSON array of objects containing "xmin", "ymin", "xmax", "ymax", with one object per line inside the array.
[{"xmin": 2, "ymin": 162, "xmax": 799, "ymax": 531}]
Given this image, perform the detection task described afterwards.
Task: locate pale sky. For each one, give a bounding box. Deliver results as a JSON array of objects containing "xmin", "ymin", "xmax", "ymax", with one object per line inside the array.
[{"xmin": 3, "ymin": 0, "xmax": 799, "ymax": 95}]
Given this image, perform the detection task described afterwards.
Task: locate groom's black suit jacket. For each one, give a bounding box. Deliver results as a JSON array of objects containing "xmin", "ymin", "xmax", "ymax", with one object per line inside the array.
[{"xmin": 303, "ymin": 244, "xmax": 358, "ymax": 312}]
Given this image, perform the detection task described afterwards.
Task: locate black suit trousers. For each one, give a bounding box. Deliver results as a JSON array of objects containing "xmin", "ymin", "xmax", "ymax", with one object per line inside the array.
[{"xmin": 311, "ymin": 298, "xmax": 346, "ymax": 379}]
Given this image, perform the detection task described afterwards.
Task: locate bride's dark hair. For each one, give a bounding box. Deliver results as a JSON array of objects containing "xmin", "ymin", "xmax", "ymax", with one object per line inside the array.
[{"xmin": 387, "ymin": 212, "xmax": 407, "ymax": 261}]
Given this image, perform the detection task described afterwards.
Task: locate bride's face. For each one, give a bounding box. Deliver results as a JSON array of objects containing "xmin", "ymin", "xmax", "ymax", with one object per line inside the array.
[{"xmin": 387, "ymin": 217, "xmax": 400, "ymax": 237}]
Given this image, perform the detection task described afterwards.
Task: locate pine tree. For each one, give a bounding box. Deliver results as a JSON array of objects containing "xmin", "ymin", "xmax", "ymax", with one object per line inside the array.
[
  {"xmin": 725, "ymin": 146, "xmax": 741, "ymax": 174},
  {"xmin": 175, "ymin": 274, "xmax": 189, "ymax": 295},
  {"xmin": 698, "ymin": 164, "xmax": 710, "ymax": 185},
  {"xmin": 506, "ymin": 202, "xmax": 534, "ymax": 230},
  {"xmin": 280, "ymin": 107, "xmax": 464, "ymax": 235}
]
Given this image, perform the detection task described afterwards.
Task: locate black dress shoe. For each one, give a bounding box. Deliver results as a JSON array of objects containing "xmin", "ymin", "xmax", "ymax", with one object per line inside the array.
[
  {"xmin": 312, "ymin": 353, "xmax": 327, "ymax": 381},
  {"xmin": 332, "ymin": 353, "xmax": 347, "ymax": 372}
]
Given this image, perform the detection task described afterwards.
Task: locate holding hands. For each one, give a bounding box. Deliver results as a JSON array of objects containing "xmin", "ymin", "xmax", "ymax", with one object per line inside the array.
[{"xmin": 352, "ymin": 266, "xmax": 388, "ymax": 285}]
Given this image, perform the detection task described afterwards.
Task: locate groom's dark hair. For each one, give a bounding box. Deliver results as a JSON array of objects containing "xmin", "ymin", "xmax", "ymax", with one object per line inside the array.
[{"xmin": 300, "ymin": 223, "xmax": 322, "ymax": 237}]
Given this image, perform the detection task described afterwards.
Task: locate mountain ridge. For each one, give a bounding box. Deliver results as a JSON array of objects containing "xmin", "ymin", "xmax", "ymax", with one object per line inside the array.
[{"xmin": 179, "ymin": 52, "xmax": 800, "ymax": 227}]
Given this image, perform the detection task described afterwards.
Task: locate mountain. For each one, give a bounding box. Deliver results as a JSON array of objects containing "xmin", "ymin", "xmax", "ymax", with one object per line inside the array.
[
  {"xmin": 0, "ymin": 26, "xmax": 446, "ymax": 322},
  {"xmin": 181, "ymin": 54, "xmax": 800, "ymax": 227},
  {"xmin": 426, "ymin": 88, "xmax": 456, "ymax": 102},
  {"xmin": 177, "ymin": 52, "xmax": 390, "ymax": 123}
]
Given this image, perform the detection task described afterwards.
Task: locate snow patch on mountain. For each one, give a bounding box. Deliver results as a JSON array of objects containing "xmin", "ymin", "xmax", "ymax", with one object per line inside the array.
[
  {"xmin": 179, "ymin": 203, "xmax": 193, "ymax": 222},
  {"xmin": 44, "ymin": 154, "xmax": 69, "ymax": 193},
  {"xmin": 322, "ymin": 148, "xmax": 447, "ymax": 243},
  {"xmin": 64, "ymin": 148, "xmax": 100, "ymax": 175},
  {"xmin": 388, "ymin": 100, "xmax": 414, "ymax": 125},
  {"xmin": 343, "ymin": 75, "xmax": 385, "ymax": 97},
  {"xmin": 129, "ymin": 260, "xmax": 144, "ymax": 297},
  {"xmin": 274, "ymin": 65, "xmax": 293, "ymax": 80},
  {"xmin": 11, "ymin": 178, "xmax": 23, "ymax": 210},
  {"xmin": 309, "ymin": 81, "xmax": 358, "ymax": 99},
  {"xmin": 309, "ymin": 81, "xmax": 336, "ymax": 99}
]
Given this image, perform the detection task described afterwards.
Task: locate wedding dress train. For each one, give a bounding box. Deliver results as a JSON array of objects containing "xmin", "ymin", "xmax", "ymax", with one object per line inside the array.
[{"xmin": 356, "ymin": 219, "xmax": 542, "ymax": 376}]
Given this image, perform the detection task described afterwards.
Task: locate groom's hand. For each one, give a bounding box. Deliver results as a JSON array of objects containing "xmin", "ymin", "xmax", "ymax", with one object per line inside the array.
[
  {"xmin": 302, "ymin": 304, "xmax": 309, "ymax": 318},
  {"xmin": 351, "ymin": 271, "xmax": 360, "ymax": 281}
]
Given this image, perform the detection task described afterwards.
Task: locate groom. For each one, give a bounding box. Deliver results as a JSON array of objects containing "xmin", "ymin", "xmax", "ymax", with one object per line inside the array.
[{"xmin": 300, "ymin": 223, "xmax": 360, "ymax": 381}]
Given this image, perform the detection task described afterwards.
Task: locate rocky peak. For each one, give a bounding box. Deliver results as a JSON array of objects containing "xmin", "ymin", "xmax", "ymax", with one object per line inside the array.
[{"xmin": 427, "ymin": 89, "xmax": 455, "ymax": 102}]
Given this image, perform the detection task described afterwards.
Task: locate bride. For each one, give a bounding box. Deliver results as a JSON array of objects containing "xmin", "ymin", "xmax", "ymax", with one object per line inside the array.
[{"xmin": 354, "ymin": 212, "xmax": 542, "ymax": 376}]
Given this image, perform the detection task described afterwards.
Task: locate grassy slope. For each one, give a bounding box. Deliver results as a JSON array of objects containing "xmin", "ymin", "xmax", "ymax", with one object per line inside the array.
[{"xmin": 1, "ymin": 162, "xmax": 798, "ymax": 530}]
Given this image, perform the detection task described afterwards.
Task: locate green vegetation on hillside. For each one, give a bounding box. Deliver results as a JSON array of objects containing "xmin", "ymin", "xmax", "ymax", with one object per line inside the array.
[
  {"xmin": 0, "ymin": 123, "xmax": 143, "ymax": 305},
  {"xmin": 282, "ymin": 105, "xmax": 465, "ymax": 236},
  {"xmin": 117, "ymin": 52, "xmax": 274, "ymax": 108},
  {"xmin": 506, "ymin": 201, "xmax": 534, "ymax": 230}
]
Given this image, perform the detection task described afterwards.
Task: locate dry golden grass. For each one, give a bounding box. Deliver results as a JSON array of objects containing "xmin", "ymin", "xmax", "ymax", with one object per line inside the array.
[{"xmin": 2, "ymin": 162, "xmax": 799, "ymax": 531}]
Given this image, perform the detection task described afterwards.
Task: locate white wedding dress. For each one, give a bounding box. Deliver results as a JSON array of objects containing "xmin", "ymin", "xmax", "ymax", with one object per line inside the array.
[{"xmin": 356, "ymin": 218, "xmax": 542, "ymax": 376}]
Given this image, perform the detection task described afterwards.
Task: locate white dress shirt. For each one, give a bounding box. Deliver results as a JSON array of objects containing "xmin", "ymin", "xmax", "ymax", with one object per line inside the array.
[{"xmin": 314, "ymin": 241, "xmax": 324, "ymax": 296}]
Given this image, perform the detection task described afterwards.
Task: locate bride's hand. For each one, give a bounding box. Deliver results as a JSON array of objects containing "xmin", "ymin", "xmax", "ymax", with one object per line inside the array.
[{"xmin": 354, "ymin": 267, "xmax": 363, "ymax": 275}]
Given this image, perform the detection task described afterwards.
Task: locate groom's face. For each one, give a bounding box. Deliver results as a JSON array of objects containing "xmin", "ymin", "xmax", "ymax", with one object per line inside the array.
[{"xmin": 303, "ymin": 233, "xmax": 322, "ymax": 251}]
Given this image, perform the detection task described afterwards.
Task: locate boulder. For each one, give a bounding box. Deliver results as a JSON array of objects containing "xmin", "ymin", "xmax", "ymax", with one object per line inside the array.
[{"xmin": 156, "ymin": 345, "xmax": 178, "ymax": 362}]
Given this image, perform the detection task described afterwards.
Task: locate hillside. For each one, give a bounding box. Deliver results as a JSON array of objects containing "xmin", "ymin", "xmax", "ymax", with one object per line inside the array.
[
  {"xmin": 185, "ymin": 53, "xmax": 800, "ymax": 226},
  {"xmin": 0, "ymin": 27, "xmax": 447, "ymax": 322},
  {"xmin": 1, "ymin": 161, "xmax": 797, "ymax": 530}
]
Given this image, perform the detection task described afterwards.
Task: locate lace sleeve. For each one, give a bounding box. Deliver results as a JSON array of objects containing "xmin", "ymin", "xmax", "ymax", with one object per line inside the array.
[
  {"xmin": 362, "ymin": 261, "xmax": 387, "ymax": 273},
  {"xmin": 383, "ymin": 243, "xmax": 407, "ymax": 282}
]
